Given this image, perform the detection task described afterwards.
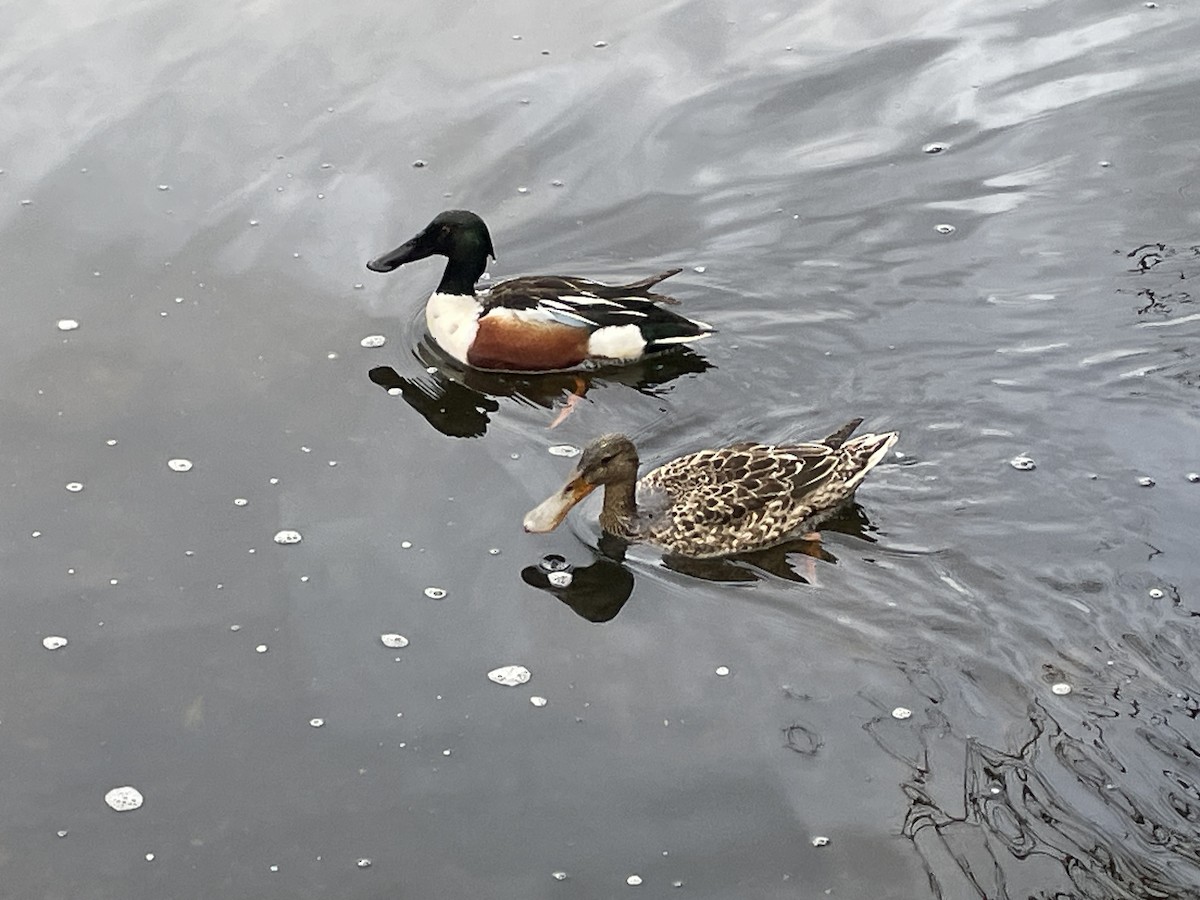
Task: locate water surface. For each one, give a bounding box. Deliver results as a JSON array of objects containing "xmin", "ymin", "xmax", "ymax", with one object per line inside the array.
[{"xmin": 3, "ymin": 0, "xmax": 1200, "ymax": 897}]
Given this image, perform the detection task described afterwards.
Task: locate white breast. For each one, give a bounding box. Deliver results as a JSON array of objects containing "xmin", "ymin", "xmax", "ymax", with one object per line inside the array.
[{"xmin": 425, "ymin": 293, "xmax": 482, "ymax": 365}]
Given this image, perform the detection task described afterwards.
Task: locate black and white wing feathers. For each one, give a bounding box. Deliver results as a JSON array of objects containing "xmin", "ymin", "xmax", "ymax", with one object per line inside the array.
[{"xmin": 480, "ymin": 269, "xmax": 711, "ymax": 346}]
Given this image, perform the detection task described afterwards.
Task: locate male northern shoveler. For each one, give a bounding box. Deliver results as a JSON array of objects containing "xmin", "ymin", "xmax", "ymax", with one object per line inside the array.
[
  {"xmin": 523, "ymin": 419, "xmax": 899, "ymax": 559},
  {"xmin": 366, "ymin": 210, "xmax": 713, "ymax": 372}
]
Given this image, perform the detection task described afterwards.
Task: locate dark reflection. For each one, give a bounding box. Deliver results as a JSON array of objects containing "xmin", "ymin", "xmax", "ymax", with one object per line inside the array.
[
  {"xmin": 1120, "ymin": 242, "xmax": 1200, "ymax": 389},
  {"xmin": 368, "ymin": 338, "xmax": 712, "ymax": 438},
  {"xmin": 369, "ymin": 363, "xmax": 499, "ymax": 439},
  {"xmin": 1125, "ymin": 241, "xmax": 1200, "ymax": 274},
  {"xmin": 1121, "ymin": 242, "xmax": 1198, "ymax": 315},
  {"xmin": 521, "ymin": 503, "xmax": 877, "ymax": 621},
  {"xmin": 862, "ymin": 645, "xmax": 1200, "ymax": 900},
  {"xmin": 663, "ymin": 536, "xmax": 836, "ymax": 583},
  {"xmin": 521, "ymin": 546, "xmax": 636, "ymax": 623},
  {"xmin": 896, "ymin": 701, "xmax": 1200, "ymax": 900},
  {"xmin": 782, "ymin": 721, "xmax": 823, "ymax": 756},
  {"xmin": 661, "ymin": 503, "xmax": 874, "ymax": 583}
]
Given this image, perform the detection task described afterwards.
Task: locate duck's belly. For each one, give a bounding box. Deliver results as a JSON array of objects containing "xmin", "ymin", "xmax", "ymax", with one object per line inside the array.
[{"xmin": 425, "ymin": 293, "xmax": 481, "ymax": 365}]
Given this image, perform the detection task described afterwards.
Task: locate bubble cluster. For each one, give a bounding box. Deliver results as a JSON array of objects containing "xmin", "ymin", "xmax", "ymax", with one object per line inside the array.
[
  {"xmin": 547, "ymin": 571, "xmax": 572, "ymax": 588},
  {"xmin": 104, "ymin": 786, "xmax": 145, "ymax": 812},
  {"xmin": 488, "ymin": 665, "xmax": 531, "ymax": 686}
]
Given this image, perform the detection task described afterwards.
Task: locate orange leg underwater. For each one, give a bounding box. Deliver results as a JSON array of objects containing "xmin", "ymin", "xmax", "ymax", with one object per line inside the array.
[{"xmin": 549, "ymin": 376, "xmax": 589, "ymax": 429}]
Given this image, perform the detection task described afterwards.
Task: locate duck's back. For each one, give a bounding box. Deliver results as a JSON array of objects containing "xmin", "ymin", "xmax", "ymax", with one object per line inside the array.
[{"xmin": 636, "ymin": 435, "xmax": 894, "ymax": 558}]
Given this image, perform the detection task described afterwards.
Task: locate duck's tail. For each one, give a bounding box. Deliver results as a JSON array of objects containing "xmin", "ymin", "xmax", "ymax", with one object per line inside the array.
[
  {"xmin": 840, "ymin": 430, "xmax": 900, "ymax": 492},
  {"xmin": 612, "ymin": 268, "xmax": 685, "ymax": 305},
  {"xmin": 620, "ymin": 268, "xmax": 683, "ymax": 292},
  {"xmin": 821, "ymin": 418, "xmax": 865, "ymax": 449}
]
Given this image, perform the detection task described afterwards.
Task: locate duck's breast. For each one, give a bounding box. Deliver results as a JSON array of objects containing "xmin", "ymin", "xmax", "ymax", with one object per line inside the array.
[{"xmin": 425, "ymin": 293, "xmax": 482, "ymax": 364}]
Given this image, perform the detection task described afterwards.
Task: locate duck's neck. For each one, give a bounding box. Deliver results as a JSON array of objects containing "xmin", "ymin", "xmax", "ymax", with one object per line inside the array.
[
  {"xmin": 599, "ymin": 479, "xmax": 638, "ymax": 536},
  {"xmin": 436, "ymin": 254, "xmax": 486, "ymax": 296}
]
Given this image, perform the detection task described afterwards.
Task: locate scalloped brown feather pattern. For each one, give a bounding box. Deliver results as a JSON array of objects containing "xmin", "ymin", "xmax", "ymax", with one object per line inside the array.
[{"xmin": 634, "ymin": 431, "xmax": 897, "ymax": 558}]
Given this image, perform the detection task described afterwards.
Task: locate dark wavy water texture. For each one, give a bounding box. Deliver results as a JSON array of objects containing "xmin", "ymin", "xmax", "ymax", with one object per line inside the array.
[{"xmin": 1, "ymin": 0, "xmax": 1199, "ymax": 898}]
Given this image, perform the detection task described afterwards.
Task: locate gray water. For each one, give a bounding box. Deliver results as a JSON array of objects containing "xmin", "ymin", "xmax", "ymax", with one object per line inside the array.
[{"xmin": 4, "ymin": 0, "xmax": 1200, "ymax": 897}]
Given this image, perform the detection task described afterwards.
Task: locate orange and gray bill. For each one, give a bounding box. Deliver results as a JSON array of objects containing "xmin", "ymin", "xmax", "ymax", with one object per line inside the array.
[{"xmin": 523, "ymin": 474, "xmax": 597, "ymax": 533}]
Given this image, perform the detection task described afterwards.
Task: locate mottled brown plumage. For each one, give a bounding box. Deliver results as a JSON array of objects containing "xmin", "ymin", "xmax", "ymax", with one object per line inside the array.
[{"xmin": 523, "ymin": 419, "xmax": 899, "ymax": 558}]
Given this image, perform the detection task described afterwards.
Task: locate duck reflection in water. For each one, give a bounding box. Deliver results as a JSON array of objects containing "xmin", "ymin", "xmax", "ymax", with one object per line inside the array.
[
  {"xmin": 520, "ymin": 504, "xmax": 880, "ymax": 622},
  {"xmin": 368, "ymin": 338, "xmax": 712, "ymax": 439},
  {"xmin": 365, "ymin": 209, "xmax": 716, "ymax": 434}
]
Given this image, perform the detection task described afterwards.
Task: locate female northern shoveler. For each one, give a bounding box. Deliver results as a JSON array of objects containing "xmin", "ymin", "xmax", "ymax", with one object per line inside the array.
[
  {"xmin": 366, "ymin": 210, "xmax": 713, "ymax": 372},
  {"xmin": 523, "ymin": 419, "xmax": 898, "ymax": 559}
]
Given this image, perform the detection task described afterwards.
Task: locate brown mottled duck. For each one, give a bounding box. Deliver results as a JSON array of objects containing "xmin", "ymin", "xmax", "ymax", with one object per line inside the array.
[{"xmin": 523, "ymin": 418, "xmax": 898, "ymax": 559}]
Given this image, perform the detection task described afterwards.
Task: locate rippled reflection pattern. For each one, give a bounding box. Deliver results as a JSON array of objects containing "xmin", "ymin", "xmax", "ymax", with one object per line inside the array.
[
  {"xmin": 1123, "ymin": 242, "xmax": 1198, "ymax": 316},
  {"xmin": 521, "ymin": 501, "xmax": 882, "ymax": 619},
  {"xmin": 1120, "ymin": 241, "xmax": 1200, "ymax": 391},
  {"xmin": 7, "ymin": 0, "xmax": 1200, "ymax": 894},
  {"xmin": 871, "ymin": 611, "xmax": 1200, "ymax": 899},
  {"xmin": 370, "ymin": 340, "xmax": 712, "ymax": 437}
]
